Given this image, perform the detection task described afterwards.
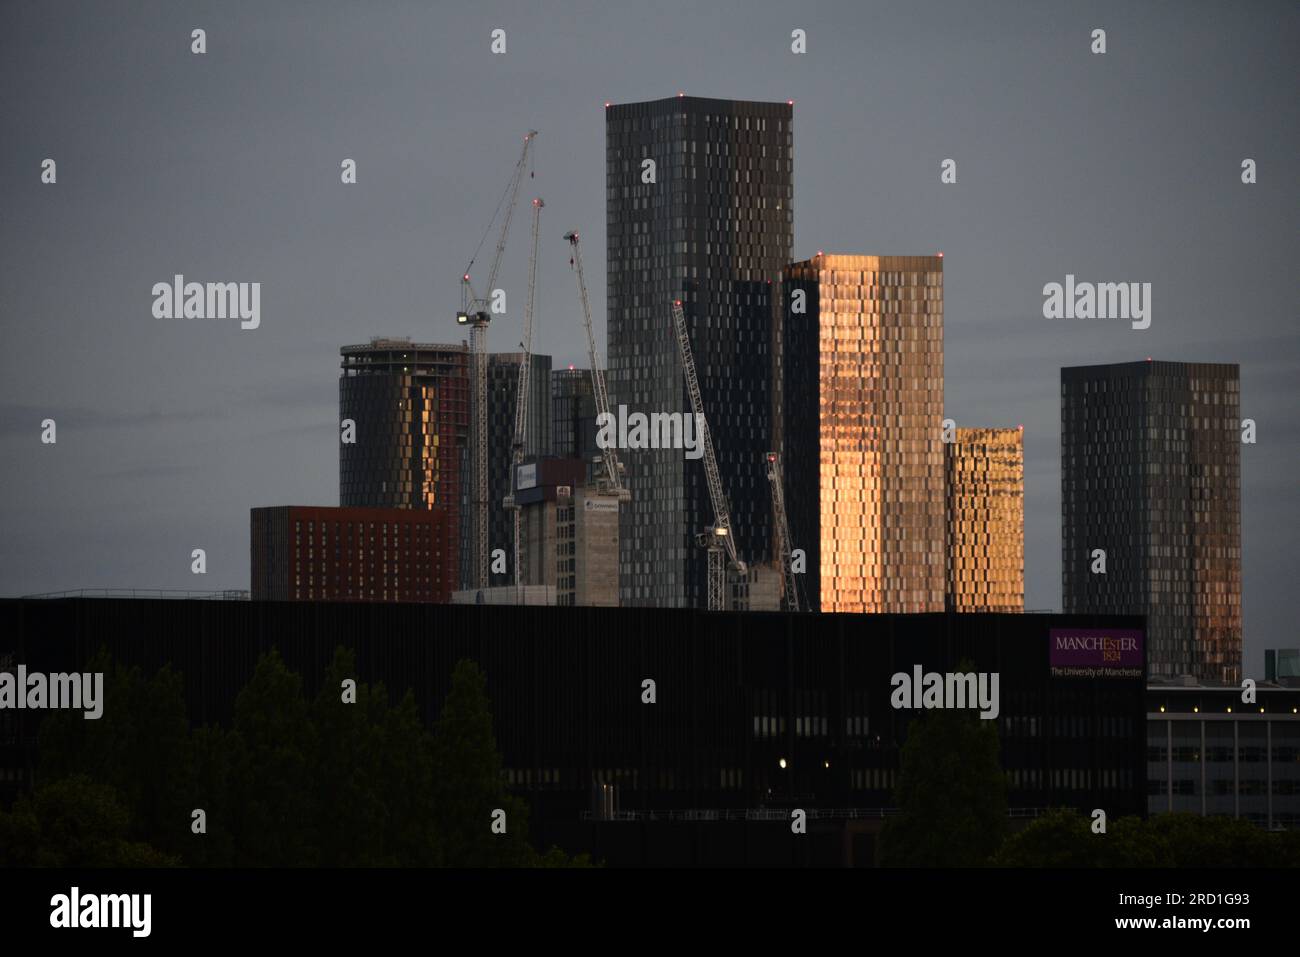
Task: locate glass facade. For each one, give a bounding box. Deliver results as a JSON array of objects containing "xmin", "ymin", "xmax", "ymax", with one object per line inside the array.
[
  {"xmin": 487, "ymin": 352, "xmax": 552, "ymax": 585},
  {"xmin": 1062, "ymin": 361, "xmax": 1242, "ymax": 683},
  {"xmin": 551, "ymin": 367, "xmax": 599, "ymax": 465},
  {"xmin": 339, "ymin": 339, "xmax": 469, "ymax": 585},
  {"xmin": 783, "ymin": 255, "xmax": 945, "ymax": 613},
  {"xmin": 1265, "ymin": 648, "xmax": 1300, "ymax": 685},
  {"xmin": 606, "ymin": 96, "xmax": 793, "ymax": 608},
  {"xmin": 945, "ymin": 427, "xmax": 1025, "ymax": 612}
]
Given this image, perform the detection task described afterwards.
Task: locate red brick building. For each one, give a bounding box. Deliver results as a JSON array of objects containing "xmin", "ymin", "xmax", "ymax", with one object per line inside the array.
[{"xmin": 250, "ymin": 506, "xmax": 455, "ymax": 603}]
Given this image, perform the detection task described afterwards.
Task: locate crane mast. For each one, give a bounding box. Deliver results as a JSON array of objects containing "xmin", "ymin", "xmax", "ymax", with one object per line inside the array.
[
  {"xmin": 670, "ymin": 298, "xmax": 746, "ymax": 610},
  {"xmin": 765, "ymin": 451, "xmax": 800, "ymax": 612},
  {"xmin": 504, "ymin": 198, "xmax": 544, "ymax": 588},
  {"xmin": 564, "ymin": 230, "xmax": 629, "ymax": 501},
  {"xmin": 457, "ymin": 130, "xmax": 537, "ymax": 590}
]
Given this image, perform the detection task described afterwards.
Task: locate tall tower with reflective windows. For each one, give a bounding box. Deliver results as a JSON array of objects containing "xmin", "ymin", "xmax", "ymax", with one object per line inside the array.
[
  {"xmin": 606, "ymin": 95, "xmax": 793, "ymax": 608},
  {"xmin": 487, "ymin": 351, "xmax": 551, "ymax": 581},
  {"xmin": 945, "ymin": 427, "xmax": 1025, "ymax": 612},
  {"xmin": 1061, "ymin": 360, "xmax": 1242, "ymax": 684},
  {"xmin": 782, "ymin": 254, "xmax": 946, "ymax": 613},
  {"xmin": 339, "ymin": 338, "xmax": 469, "ymax": 585}
]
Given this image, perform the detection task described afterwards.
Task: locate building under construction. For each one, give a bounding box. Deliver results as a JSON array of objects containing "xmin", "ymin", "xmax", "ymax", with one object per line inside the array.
[
  {"xmin": 514, "ymin": 458, "xmax": 619, "ymax": 607},
  {"xmin": 338, "ymin": 338, "xmax": 469, "ymax": 586}
]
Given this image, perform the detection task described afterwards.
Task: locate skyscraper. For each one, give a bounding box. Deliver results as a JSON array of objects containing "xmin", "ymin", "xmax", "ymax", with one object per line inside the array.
[
  {"xmin": 945, "ymin": 427, "xmax": 1025, "ymax": 612},
  {"xmin": 606, "ymin": 95, "xmax": 793, "ymax": 607},
  {"xmin": 488, "ymin": 352, "xmax": 551, "ymax": 582},
  {"xmin": 1061, "ymin": 360, "xmax": 1242, "ymax": 684},
  {"xmin": 783, "ymin": 254, "xmax": 945, "ymax": 613},
  {"xmin": 551, "ymin": 367, "xmax": 599, "ymax": 465},
  {"xmin": 339, "ymin": 338, "xmax": 469, "ymax": 583}
]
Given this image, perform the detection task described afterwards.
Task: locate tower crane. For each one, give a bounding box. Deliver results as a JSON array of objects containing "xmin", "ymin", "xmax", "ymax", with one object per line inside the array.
[
  {"xmin": 457, "ymin": 130, "xmax": 538, "ymax": 590},
  {"xmin": 503, "ymin": 197, "xmax": 544, "ymax": 589},
  {"xmin": 669, "ymin": 298, "xmax": 746, "ymax": 610},
  {"xmin": 564, "ymin": 229, "xmax": 630, "ymax": 501},
  {"xmin": 765, "ymin": 451, "xmax": 801, "ymax": 612}
]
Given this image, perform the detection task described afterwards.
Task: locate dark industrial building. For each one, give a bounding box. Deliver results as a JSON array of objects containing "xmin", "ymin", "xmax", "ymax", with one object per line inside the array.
[
  {"xmin": 606, "ymin": 95, "xmax": 793, "ymax": 608},
  {"xmin": 2, "ymin": 599, "xmax": 1151, "ymax": 865}
]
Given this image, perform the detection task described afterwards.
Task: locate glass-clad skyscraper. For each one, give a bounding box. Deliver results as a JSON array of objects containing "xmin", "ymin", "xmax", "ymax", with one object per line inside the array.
[
  {"xmin": 606, "ymin": 95, "xmax": 793, "ymax": 607},
  {"xmin": 339, "ymin": 338, "xmax": 469, "ymax": 586},
  {"xmin": 551, "ymin": 367, "xmax": 599, "ymax": 465},
  {"xmin": 945, "ymin": 427, "xmax": 1025, "ymax": 612},
  {"xmin": 1061, "ymin": 360, "xmax": 1242, "ymax": 684},
  {"xmin": 487, "ymin": 351, "xmax": 551, "ymax": 582},
  {"xmin": 782, "ymin": 254, "xmax": 946, "ymax": 613}
]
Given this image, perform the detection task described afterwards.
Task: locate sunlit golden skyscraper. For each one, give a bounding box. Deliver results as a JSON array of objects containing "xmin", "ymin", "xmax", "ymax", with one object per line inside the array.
[
  {"xmin": 782, "ymin": 254, "xmax": 945, "ymax": 613},
  {"xmin": 944, "ymin": 427, "xmax": 1025, "ymax": 612}
]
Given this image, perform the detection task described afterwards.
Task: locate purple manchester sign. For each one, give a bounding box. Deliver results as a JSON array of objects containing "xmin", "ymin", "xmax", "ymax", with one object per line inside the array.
[{"xmin": 1049, "ymin": 628, "xmax": 1144, "ymax": 677}]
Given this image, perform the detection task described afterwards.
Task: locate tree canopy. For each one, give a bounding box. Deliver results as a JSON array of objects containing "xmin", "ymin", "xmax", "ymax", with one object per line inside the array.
[{"xmin": 1, "ymin": 647, "xmax": 590, "ymax": 868}]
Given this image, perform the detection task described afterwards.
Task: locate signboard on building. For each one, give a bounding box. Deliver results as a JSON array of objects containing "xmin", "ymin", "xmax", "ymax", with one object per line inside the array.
[
  {"xmin": 1049, "ymin": 628, "xmax": 1143, "ymax": 678},
  {"xmin": 516, "ymin": 463, "xmax": 537, "ymax": 491},
  {"xmin": 584, "ymin": 498, "xmax": 619, "ymax": 512}
]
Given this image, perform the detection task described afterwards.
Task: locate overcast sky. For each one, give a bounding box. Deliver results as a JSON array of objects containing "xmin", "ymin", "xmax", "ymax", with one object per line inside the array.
[{"xmin": 1, "ymin": 1, "xmax": 1295, "ymax": 676}]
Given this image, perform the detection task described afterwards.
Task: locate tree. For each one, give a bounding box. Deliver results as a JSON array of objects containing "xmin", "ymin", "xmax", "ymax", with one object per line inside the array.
[
  {"xmin": 430, "ymin": 659, "xmax": 533, "ymax": 867},
  {"xmin": 375, "ymin": 687, "xmax": 443, "ymax": 865},
  {"xmin": 227, "ymin": 648, "xmax": 318, "ymax": 866},
  {"xmin": 310, "ymin": 647, "xmax": 388, "ymax": 865},
  {"xmin": 19, "ymin": 647, "xmax": 591, "ymax": 868},
  {"xmin": 992, "ymin": 810, "xmax": 1300, "ymax": 868},
  {"xmin": 876, "ymin": 707, "xmax": 1008, "ymax": 867},
  {"xmin": 991, "ymin": 807, "xmax": 1096, "ymax": 867},
  {"xmin": 0, "ymin": 775, "xmax": 176, "ymax": 867},
  {"xmin": 310, "ymin": 647, "xmax": 441, "ymax": 866},
  {"xmin": 36, "ymin": 649, "xmax": 195, "ymax": 858},
  {"xmin": 1142, "ymin": 813, "xmax": 1291, "ymax": 868},
  {"xmin": 185, "ymin": 724, "xmax": 236, "ymax": 866}
]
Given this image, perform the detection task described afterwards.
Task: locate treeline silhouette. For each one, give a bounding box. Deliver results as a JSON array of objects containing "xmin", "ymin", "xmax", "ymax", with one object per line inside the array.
[
  {"xmin": 0, "ymin": 647, "xmax": 591, "ymax": 867},
  {"xmin": 877, "ymin": 706, "xmax": 1300, "ymax": 867}
]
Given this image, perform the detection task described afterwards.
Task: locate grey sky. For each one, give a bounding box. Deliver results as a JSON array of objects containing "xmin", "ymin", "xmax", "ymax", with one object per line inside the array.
[{"xmin": 1, "ymin": 1, "xmax": 1295, "ymax": 676}]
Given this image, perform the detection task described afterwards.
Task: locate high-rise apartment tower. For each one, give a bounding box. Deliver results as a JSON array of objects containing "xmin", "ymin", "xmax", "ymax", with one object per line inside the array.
[
  {"xmin": 1061, "ymin": 360, "xmax": 1242, "ymax": 683},
  {"xmin": 606, "ymin": 95, "xmax": 794, "ymax": 607}
]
